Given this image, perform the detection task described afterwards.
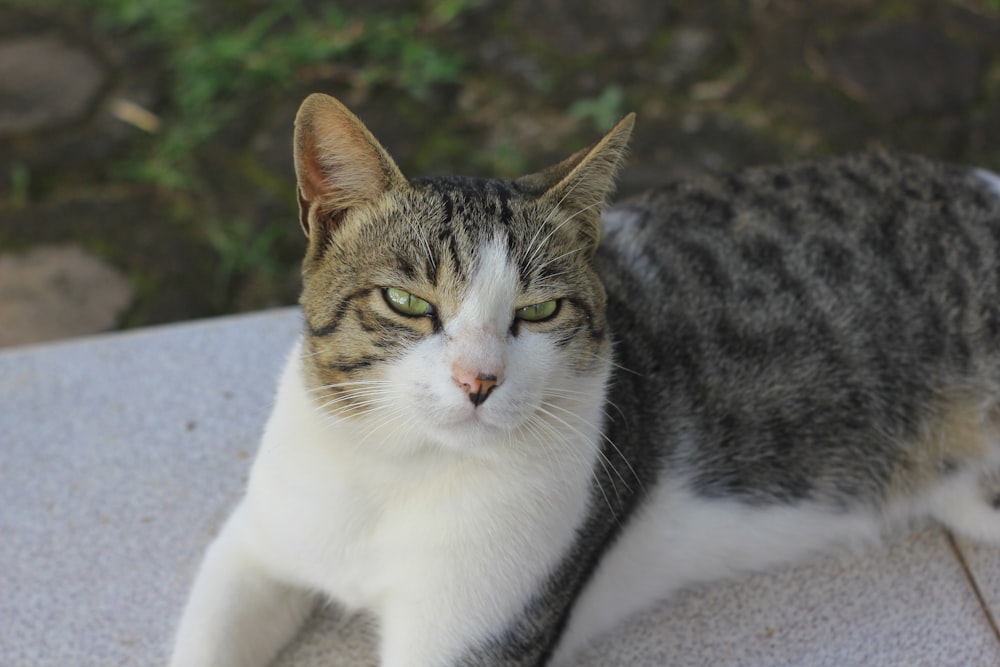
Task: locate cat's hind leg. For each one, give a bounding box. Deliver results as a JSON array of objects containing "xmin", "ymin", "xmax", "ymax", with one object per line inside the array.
[{"xmin": 549, "ymin": 482, "xmax": 883, "ymax": 666}]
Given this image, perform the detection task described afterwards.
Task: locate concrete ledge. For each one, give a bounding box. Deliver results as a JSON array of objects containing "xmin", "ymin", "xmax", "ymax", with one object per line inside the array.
[{"xmin": 2, "ymin": 308, "xmax": 999, "ymax": 666}]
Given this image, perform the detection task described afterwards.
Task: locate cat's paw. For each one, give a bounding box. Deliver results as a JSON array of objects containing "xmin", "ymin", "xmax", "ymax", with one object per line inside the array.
[{"xmin": 928, "ymin": 466, "xmax": 1000, "ymax": 544}]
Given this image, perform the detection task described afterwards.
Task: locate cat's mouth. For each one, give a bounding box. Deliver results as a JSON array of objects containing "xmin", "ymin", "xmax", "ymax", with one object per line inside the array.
[
  {"xmin": 443, "ymin": 407, "xmax": 500, "ymax": 430},
  {"xmin": 429, "ymin": 402, "xmax": 521, "ymax": 448}
]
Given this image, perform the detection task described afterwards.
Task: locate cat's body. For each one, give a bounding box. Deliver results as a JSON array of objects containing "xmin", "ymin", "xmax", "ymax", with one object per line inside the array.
[{"xmin": 170, "ymin": 94, "xmax": 1000, "ymax": 667}]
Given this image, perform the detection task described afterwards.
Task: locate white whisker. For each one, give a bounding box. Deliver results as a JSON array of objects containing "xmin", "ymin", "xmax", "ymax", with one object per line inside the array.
[
  {"xmin": 524, "ymin": 201, "xmax": 603, "ymax": 270},
  {"xmin": 521, "ymin": 175, "xmax": 585, "ymax": 262},
  {"xmin": 534, "ymin": 245, "xmax": 588, "ymax": 273},
  {"xmin": 357, "ymin": 406, "xmax": 415, "ymax": 447},
  {"xmin": 313, "ymin": 390, "xmax": 406, "ymax": 416},
  {"xmin": 307, "ymin": 379, "xmax": 394, "ymax": 394},
  {"xmin": 541, "ymin": 400, "xmax": 642, "ymax": 493},
  {"xmin": 542, "ymin": 386, "xmax": 628, "ymax": 426},
  {"xmin": 407, "ymin": 216, "xmax": 436, "ymax": 272},
  {"xmin": 586, "ymin": 350, "xmax": 644, "ymax": 377},
  {"xmin": 524, "ymin": 413, "xmax": 616, "ymax": 515},
  {"xmin": 535, "ymin": 403, "xmax": 627, "ymax": 507}
]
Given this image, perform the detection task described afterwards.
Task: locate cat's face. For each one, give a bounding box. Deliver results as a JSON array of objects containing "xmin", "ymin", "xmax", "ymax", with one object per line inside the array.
[
  {"xmin": 292, "ymin": 94, "xmax": 633, "ymax": 454},
  {"xmin": 301, "ymin": 181, "xmax": 609, "ymax": 452}
]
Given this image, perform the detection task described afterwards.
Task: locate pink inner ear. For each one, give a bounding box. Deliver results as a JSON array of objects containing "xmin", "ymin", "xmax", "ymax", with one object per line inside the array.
[
  {"xmin": 296, "ymin": 106, "xmax": 365, "ymax": 207},
  {"xmin": 297, "ymin": 185, "xmax": 313, "ymax": 236},
  {"xmin": 297, "ymin": 144, "xmax": 332, "ymax": 204}
]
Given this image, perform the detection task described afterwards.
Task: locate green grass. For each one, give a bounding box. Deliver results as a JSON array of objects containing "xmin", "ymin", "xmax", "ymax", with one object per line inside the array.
[
  {"xmin": 205, "ymin": 216, "xmax": 285, "ymax": 303},
  {"xmin": 81, "ymin": 0, "xmax": 467, "ymax": 191},
  {"xmin": 569, "ymin": 86, "xmax": 627, "ymax": 132},
  {"xmin": 8, "ymin": 163, "xmax": 31, "ymax": 208}
]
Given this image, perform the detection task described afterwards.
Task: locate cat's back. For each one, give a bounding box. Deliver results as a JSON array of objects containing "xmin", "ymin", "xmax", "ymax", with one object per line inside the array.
[
  {"xmin": 600, "ymin": 152, "xmax": 1000, "ymax": 321},
  {"xmin": 597, "ymin": 152, "xmax": 1000, "ymax": 506}
]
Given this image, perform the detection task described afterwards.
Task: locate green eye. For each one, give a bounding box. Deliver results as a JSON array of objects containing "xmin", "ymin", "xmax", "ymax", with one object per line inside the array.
[
  {"xmin": 515, "ymin": 300, "xmax": 559, "ymax": 322},
  {"xmin": 384, "ymin": 287, "xmax": 434, "ymax": 317}
]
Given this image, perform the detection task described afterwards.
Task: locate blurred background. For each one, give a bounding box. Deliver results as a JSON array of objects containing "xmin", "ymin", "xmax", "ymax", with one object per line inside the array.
[{"xmin": 1, "ymin": 0, "xmax": 999, "ymax": 348}]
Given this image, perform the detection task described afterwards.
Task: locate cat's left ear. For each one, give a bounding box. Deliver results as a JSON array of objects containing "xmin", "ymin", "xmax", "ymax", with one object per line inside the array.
[
  {"xmin": 518, "ymin": 113, "xmax": 635, "ymax": 247},
  {"xmin": 293, "ymin": 93, "xmax": 408, "ymax": 239}
]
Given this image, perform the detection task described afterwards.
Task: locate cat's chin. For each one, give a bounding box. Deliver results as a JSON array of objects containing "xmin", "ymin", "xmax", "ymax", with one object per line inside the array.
[{"xmin": 429, "ymin": 415, "xmax": 515, "ymax": 452}]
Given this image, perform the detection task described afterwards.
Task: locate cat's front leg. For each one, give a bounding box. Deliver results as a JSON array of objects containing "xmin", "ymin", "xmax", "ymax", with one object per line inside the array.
[
  {"xmin": 374, "ymin": 567, "xmax": 557, "ymax": 667},
  {"xmin": 378, "ymin": 602, "xmax": 516, "ymax": 667},
  {"xmin": 169, "ymin": 504, "xmax": 316, "ymax": 667}
]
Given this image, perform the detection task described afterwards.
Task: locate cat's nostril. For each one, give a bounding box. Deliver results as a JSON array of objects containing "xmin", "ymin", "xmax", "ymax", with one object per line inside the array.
[{"xmin": 454, "ymin": 372, "xmax": 502, "ymax": 406}]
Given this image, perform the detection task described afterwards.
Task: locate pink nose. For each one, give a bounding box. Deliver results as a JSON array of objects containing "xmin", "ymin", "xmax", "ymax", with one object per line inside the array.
[{"xmin": 453, "ymin": 371, "xmax": 502, "ymax": 407}]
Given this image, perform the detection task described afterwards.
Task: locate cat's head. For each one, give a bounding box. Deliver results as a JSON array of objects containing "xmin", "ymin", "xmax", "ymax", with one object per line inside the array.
[{"xmin": 293, "ymin": 93, "xmax": 633, "ymax": 455}]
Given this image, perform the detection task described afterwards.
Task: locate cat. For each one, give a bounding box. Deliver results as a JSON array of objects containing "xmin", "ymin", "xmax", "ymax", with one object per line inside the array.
[{"xmin": 169, "ymin": 92, "xmax": 1000, "ymax": 667}]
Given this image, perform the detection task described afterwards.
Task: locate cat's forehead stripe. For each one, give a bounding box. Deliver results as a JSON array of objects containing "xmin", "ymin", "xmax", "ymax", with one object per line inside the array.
[
  {"xmin": 418, "ymin": 176, "xmax": 521, "ymax": 232},
  {"xmin": 408, "ymin": 177, "xmax": 530, "ymax": 288},
  {"xmin": 434, "ymin": 221, "xmax": 469, "ymax": 284}
]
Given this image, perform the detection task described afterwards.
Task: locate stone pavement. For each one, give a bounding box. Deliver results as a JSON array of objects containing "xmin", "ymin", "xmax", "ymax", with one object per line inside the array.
[{"xmin": 3, "ymin": 308, "xmax": 1000, "ymax": 666}]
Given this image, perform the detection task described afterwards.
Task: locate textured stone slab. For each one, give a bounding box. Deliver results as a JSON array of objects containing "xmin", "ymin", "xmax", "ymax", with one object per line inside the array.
[
  {"xmin": 1, "ymin": 309, "xmax": 998, "ymax": 666},
  {"xmin": 0, "ymin": 245, "xmax": 134, "ymax": 347},
  {"xmin": 0, "ymin": 310, "xmax": 302, "ymax": 667},
  {"xmin": 953, "ymin": 536, "xmax": 1000, "ymax": 642}
]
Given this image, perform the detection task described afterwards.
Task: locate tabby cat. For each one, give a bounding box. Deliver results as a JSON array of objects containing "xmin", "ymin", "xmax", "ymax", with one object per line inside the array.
[{"xmin": 170, "ymin": 93, "xmax": 1000, "ymax": 667}]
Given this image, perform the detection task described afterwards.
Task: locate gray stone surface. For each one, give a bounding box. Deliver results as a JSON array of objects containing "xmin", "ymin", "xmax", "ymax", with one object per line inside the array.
[
  {"xmin": 2, "ymin": 309, "xmax": 1000, "ymax": 666},
  {"xmin": 955, "ymin": 535, "xmax": 1000, "ymax": 640},
  {"xmin": 0, "ymin": 245, "xmax": 134, "ymax": 348},
  {"xmin": 0, "ymin": 35, "xmax": 107, "ymax": 134},
  {"xmin": 0, "ymin": 310, "xmax": 301, "ymax": 667}
]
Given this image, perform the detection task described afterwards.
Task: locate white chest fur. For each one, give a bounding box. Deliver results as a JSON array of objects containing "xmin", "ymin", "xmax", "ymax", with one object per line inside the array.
[{"xmin": 226, "ymin": 341, "xmax": 603, "ymax": 662}]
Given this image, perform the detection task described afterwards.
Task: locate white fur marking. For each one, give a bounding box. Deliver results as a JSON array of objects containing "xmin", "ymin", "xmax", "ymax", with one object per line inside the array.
[{"xmin": 975, "ymin": 168, "xmax": 1000, "ymax": 199}]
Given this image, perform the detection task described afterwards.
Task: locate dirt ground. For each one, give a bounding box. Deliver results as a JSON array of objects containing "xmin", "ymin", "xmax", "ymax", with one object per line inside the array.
[{"xmin": 2, "ymin": 0, "xmax": 999, "ymax": 347}]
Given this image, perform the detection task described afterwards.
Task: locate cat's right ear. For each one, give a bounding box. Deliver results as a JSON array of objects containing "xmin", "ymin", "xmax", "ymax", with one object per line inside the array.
[
  {"xmin": 516, "ymin": 113, "xmax": 635, "ymax": 251},
  {"xmin": 293, "ymin": 93, "xmax": 408, "ymax": 238}
]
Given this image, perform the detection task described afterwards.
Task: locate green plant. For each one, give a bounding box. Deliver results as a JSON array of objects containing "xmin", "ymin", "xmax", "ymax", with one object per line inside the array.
[
  {"xmin": 8, "ymin": 163, "xmax": 31, "ymax": 207},
  {"xmin": 477, "ymin": 139, "xmax": 528, "ymax": 178},
  {"xmin": 205, "ymin": 217, "xmax": 285, "ymax": 302},
  {"xmin": 83, "ymin": 0, "xmax": 465, "ymax": 191},
  {"xmin": 569, "ymin": 85, "xmax": 627, "ymax": 132}
]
